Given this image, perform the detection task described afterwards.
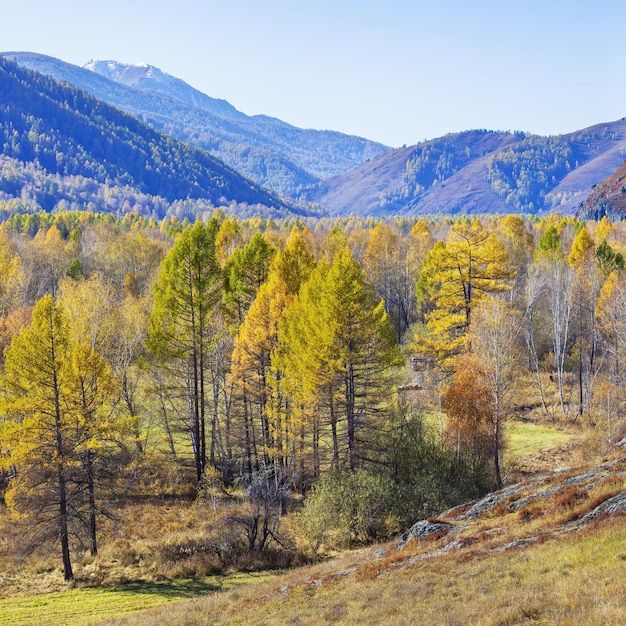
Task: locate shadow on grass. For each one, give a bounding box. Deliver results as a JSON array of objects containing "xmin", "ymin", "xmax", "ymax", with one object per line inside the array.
[{"xmin": 106, "ymin": 579, "xmax": 223, "ymax": 599}]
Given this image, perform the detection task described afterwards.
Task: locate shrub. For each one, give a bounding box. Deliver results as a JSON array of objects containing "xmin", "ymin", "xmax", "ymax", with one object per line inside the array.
[{"xmin": 299, "ymin": 469, "xmax": 394, "ymax": 551}]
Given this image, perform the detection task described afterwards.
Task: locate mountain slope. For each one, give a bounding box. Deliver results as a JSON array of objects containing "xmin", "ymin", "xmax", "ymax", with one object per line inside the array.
[
  {"xmin": 576, "ymin": 159, "xmax": 626, "ymax": 220},
  {"xmin": 1, "ymin": 52, "xmax": 390, "ymax": 196},
  {"xmin": 0, "ymin": 58, "xmax": 297, "ymax": 217},
  {"xmin": 302, "ymin": 121, "xmax": 626, "ymax": 216}
]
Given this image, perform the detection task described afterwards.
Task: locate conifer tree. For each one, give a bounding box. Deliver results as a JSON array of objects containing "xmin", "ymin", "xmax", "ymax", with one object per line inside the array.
[
  {"xmin": 230, "ymin": 270, "xmax": 290, "ymax": 478},
  {"xmin": 415, "ymin": 220, "xmax": 515, "ymax": 369},
  {"xmin": 223, "ymin": 232, "xmax": 275, "ymax": 328},
  {"xmin": 148, "ymin": 220, "xmax": 222, "ymax": 482},
  {"xmin": 279, "ymin": 246, "xmax": 401, "ymax": 475},
  {"xmin": 0, "ymin": 295, "xmax": 113, "ymax": 579}
]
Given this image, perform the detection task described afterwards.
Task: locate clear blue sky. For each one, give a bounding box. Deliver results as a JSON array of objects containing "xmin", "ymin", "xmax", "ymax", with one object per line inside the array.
[{"xmin": 3, "ymin": 0, "xmax": 625, "ymax": 147}]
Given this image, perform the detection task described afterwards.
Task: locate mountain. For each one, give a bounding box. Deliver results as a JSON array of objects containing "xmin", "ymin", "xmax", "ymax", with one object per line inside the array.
[
  {"xmin": 576, "ymin": 160, "xmax": 626, "ymax": 221},
  {"xmin": 82, "ymin": 59, "xmax": 248, "ymax": 120},
  {"xmin": 1, "ymin": 52, "xmax": 390, "ymax": 196},
  {"xmin": 0, "ymin": 57, "xmax": 299, "ymax": 218},
  {"xmin": 301, "ymin": 121, "xmax": 626, "ymax": 216}
]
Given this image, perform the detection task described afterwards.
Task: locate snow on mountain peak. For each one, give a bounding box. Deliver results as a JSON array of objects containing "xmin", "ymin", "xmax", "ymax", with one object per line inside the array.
[
  {"xmin": 82, "ymin": 57, "xmax": 243, "ymax": 120},
  {"xmin": 83, "ymin": 59, "xmax": 161, "ymax": 87}
]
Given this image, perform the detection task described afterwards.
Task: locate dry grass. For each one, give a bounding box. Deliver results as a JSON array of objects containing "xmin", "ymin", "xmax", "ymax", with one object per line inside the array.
[
  {"xmin": 92, "ymin": 450, "xmax": 626, "ymax": 626},
  {"xmin": 98, "ymin": 517, "xmax": 626, "ymax": 626},
  {"xmin": 0, "ymin": 380, "xmax": 620, "ymax": 625},
  {"xmin": 0, "ymin": 490, "xmax": 305, "ymax": 599}
]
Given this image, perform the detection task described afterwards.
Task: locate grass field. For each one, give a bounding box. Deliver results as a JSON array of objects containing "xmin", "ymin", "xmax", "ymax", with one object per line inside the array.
[
  {"xmin": 99, "ymin": 516, "xmax": 626, "ymax": 626},
  {"xmin": 505, "ymin": 421, "xmax": 575, "ymax": 457},
  {"xmin": 0, "ymin": 572, "xmax": 278, "ymax": 626}
]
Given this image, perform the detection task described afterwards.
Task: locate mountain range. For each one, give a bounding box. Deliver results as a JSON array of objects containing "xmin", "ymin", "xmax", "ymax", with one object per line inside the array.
[
  {"xmin": 1, "ymin": 52, "xmax": 389, "ymax": 197},
  {"xmin": 2, "ymin": 51, "xmax": 626, "ymax": 219},
  {"xmin": 302, "ymin": 122, "xmax": 626, "ymax": 216},
  {"xmin": 0, "ymin": 58, "xmax": 296, "ymax": 219}
]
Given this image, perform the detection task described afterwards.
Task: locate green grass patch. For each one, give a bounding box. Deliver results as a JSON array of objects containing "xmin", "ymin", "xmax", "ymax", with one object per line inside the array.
[
  {"xmin": 0, "ymin": 572, "xmax": 278, "ymax": 626},
  {"xmin": 505, "ymin": 422, "xmax": 574, "ymax": 458}
]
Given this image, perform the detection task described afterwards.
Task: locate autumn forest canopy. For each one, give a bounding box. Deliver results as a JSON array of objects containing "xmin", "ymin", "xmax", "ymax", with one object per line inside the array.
[{"xmin": 0, "ymin": 209, "xmax": 626, "ymax": 584}]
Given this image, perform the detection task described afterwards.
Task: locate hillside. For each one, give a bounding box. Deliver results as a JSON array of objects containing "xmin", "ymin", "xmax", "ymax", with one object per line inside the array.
[
  {"xmin": 302, "ymin": 121, "xmax": 626, "ymax": 216},
  {"xmin": 102, "ymin": 450, "xmax": 626, "ymax": 625},
  {"xmin": 0, "ymin": 58, "xmax": 300, "ymax": 218},
  {"xmin": 1, "ymin": 52, "xmax": 390, "ymax": 196},
  {"xmin": 576, "ymin": 159, "xmax": 626, "ymax": 220}
]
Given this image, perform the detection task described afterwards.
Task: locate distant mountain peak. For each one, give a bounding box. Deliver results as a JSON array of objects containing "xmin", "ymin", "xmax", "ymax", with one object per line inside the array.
[
  {"xmin": 81, "ymin": 57, "xmax": 247, "ymax": 121},
  {"xmin": 83, "ymin": 59, "xmax": 162, "ymax": 87}
]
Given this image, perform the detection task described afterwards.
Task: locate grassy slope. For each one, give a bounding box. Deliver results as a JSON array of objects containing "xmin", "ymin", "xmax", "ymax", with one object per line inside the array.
[
  {"xmin": 107, "ymin": 519, "xmax": 626, "ymax": 626},
  {"xmin": 1, "ymin": 421, "xmax": 618, "ymax": 625},
  {"xmin": 101, "ymin": 453, "xmax": 626, "ymax": 626}
]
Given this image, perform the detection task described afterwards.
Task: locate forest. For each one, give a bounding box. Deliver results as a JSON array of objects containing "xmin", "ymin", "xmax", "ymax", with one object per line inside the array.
[
  {"xmin": 1, "ymin": 209, "xmax": 626, "ymax": 584},
  {"xmin": 0, "ymin": 58, "xmax": 294, "ymax": 217}
]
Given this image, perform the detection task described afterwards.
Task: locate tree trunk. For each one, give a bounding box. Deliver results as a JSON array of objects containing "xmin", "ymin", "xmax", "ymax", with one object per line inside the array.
[
  {"xmin": 58, "ymin": 465, "xmax": 73, "ymax": 581},
  {"xmin": 346, "ymin": 364, "xmax": 356, "ymax": 471},
  {"xmin": 86, "ymin": 449, "xmax": 98, "ymax": 556}
]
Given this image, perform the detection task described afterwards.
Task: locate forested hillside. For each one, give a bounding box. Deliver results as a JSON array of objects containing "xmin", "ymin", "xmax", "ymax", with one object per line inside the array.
[
  {"xmin": 0, "ymin": 58, "xmax": 301, "ymax": 219},
  {"xmin": 1, "ymin": 210, "xmax": 626, "ymax": 592},
  {"xmin": 2, "ymin": 52, "xmax": 390, "ymax": 196},
  {"xmin": 302, "ymin": 122, "xmax": 626, "ymax": 216}
]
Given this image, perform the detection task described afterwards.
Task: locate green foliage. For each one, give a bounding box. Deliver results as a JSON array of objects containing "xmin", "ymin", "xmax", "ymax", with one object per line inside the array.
[
  {"xmin": 299, "ymin": 407, "xmax": 496, "ymax": 551},
  {"xmin": 535, "ymin": 224, "xmax": 562, "ymax": 260},
  {"xmin": 299, "ymin": 469, "xmax": 393, "ymax": 550},
  {"xmin": 382, "ymin": 408, "xmax": 496, "ymax": 522},
  {"xmin": 223, "ymin": 232, "xmax": 276, "ymax": 327},
  {"xmin": 148, "ymin": 220, "xmax": 222, "ymax": 481},
  {"xmin": 66, "ymin": 257, "xmax": 83, "ymax": 280},
  {"xmin": 596, "ymin": 239, "xmax": 625, "ymax": 274}
]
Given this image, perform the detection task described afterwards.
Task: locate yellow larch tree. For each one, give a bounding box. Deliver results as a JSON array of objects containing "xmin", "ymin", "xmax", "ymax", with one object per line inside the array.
[{"xmin": 415, "ymin": 220, "xmax": 516, "ymax": 370}]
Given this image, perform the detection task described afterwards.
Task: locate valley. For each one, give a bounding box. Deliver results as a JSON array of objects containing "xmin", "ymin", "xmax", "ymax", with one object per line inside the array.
[{"xmin": 1, "ymin": 47, "xmax": 626, "ymax": 626}]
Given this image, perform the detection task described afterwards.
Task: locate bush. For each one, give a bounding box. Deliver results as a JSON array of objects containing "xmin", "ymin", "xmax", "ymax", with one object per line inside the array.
[
  {"xmin": 299, "ymin": 410, "xmax": 499, "ymax": 553},
  {"xmin": 299, "ymin": 469, "xmax": 394, "ymax": 551}
]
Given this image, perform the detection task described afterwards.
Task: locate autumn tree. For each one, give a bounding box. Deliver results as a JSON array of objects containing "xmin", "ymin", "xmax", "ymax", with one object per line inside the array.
[
  {"xmin": 0, "ymin": 295, "xmax": 113, "ymax": 579},
  {"xmin": 279, "ymin": 246, "xmax": 401, "ymax": 475},
  {"xmin": 567, "ymin": 227, "xmax": 604, "ymax": 419},
  {"xmin": 0, "ymin": 229, "xmax": 25, "ymax": 316},
  {"xmin": 595, "ymin": 269, "xmax": 626, "ymax": 439},
  {"xmin": 64, "ymin": 342, "xmax": 115, "ymax": 556},
  {"xmin": 415, "ymin": 220, "xmax": 515, "ymax": 369},
  {"xmin": 20, "ymin": 225, "xmax": 73, "ymax": 301},
  {"xmin": 230, "ymin": 270, "xmax": 290, "ymax": 479},
  {"xmin": 148, "ymin": 220, "xmax": 222, "ymax": 483},
  {"xmin": 443, "ymin": 355, "xmax": 496, "ymax": 489},
  {"xmin": 364, "ymin": 221, "xmax": 419, "ymax": 341},
  {"xmin": 532, "ymin": 224, "xmax": 575, "ymax": 418},
  {"xmin": 469, "ymin": 297, "xmax": 523, "ymax": 487}
]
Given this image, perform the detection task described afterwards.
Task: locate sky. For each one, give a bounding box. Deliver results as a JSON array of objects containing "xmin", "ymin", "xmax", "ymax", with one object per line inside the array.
[{"xmin": 2, "ymin": 0, "xmax": 626, "ymax": 148}]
